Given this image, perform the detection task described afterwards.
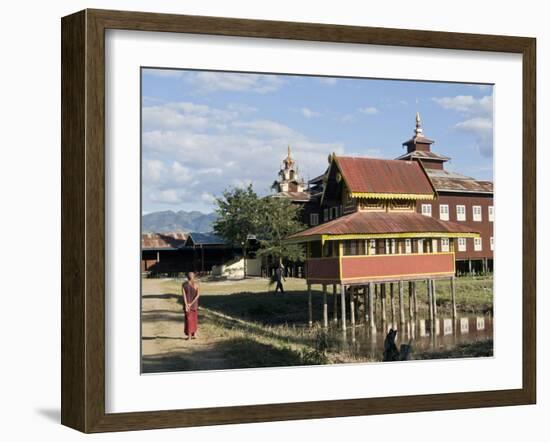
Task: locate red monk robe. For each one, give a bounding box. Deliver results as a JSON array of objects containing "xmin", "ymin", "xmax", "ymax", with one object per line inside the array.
[{"xmin": 182, "ymin": 278, "xmax": 200, "ymax": 339}]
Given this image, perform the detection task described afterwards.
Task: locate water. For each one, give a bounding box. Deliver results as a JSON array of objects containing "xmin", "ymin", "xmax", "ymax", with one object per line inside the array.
[{"xmin": 326, "ymin": 316, "xmax": 493, "ymax": 361}]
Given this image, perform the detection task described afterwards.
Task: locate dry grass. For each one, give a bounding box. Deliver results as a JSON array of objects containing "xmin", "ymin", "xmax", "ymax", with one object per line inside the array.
[{"xmin": 142, "ymin": 276, "xmax": 493, "ymax": 373}]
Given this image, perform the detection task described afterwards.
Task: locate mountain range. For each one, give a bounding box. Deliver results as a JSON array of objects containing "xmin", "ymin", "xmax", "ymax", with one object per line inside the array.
[{"xmin": 142, "ymin": 210, "xmax": 216, "ymax": 233}]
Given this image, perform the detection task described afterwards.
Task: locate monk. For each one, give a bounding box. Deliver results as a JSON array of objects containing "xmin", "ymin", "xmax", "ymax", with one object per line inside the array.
[{"xmin": 182, "ymin": 272, "xmax": 200, "ymax": 340}]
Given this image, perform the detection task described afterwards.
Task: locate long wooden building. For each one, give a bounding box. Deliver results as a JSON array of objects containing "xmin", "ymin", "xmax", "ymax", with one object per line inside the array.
[
  {"xmin": 278, "ymin": 113, "xmax": 493, "ymax": 275},
  {"xmin": 284, "ymin": 155, "xmax": 481, "ymax": 330}
]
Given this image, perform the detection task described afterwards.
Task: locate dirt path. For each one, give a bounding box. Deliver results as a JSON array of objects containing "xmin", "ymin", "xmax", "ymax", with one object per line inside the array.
[{"xmin": 141, "ymin": 278, "xmax": 228, "ymax": 373}]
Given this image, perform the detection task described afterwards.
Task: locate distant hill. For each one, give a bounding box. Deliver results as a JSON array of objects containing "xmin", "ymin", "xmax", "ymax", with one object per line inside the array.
[{"xmin": 142, "ymin": 210, "xmax": 217, "ymax": 233}]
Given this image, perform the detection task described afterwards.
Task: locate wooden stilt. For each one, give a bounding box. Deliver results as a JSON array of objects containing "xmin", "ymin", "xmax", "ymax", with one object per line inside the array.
[
  {"xmin": 451, "ymin": 276, "xmax": 457, "ymax": 320},
  {"xmin": 380, "ymin": 283, "xmax": 387, "ymax": 323},
  {"xmin": 390, "ymin": 282, "xmax": 396, "ymax": 326},
  {"xmin": 307, "ymin": 283, "xmax": 313, "ymax": 328},
  {"xmin": 368, "ymin": 282, "xmax": 375, "ymax": 331},
  {"xmin": 374, "ymin": 284, "xmax": 378, "ymax": 317},
  {"xmin": 398, "ymin": 281, "xmax": 405, "ymax": 325},
  {"xmin": 340, "ymin": 283, "xmax": 347, "ymax": 331},
  {"xmin": 332, "ymin": 284, "xmax": 338, "ymax": 324},
  {"xmin": 412, "ymin": 281, "xmax": 418, "ymax": 318},
  {"xmin": 349, "ymin": 286, "xmax": 356, "ymax": 327},
  {"xmin": 322, "ymin": 284, "xmax": 328, "ymax": 329},
  {"xmin": 363, "ymin": 285, "xmax": 369, "ymax": 322},
  {"xmin": 432, "ymin": 279, "xmax": 437, "ymax": 317},
  {"xmin": 408, "ymin": 281, "xmax": 413, "ymax": 320},
  {"xmin": 427, "ymin": 279, "xmax": 433, "ymax": 326}
]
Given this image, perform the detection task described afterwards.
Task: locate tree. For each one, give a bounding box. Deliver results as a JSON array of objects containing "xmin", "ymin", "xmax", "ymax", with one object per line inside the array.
[
  {"xmin": 256, "ymin": 197, "xmax": 305, "ymax": 266},
  {"xmin": 213, "ymin": 184, "xmax": 263, "ymax": 277}
]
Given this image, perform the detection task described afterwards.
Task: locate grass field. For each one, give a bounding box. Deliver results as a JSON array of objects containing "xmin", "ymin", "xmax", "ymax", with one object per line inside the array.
[{"xmin": 141, "ymin": 276, "xmax": 493, "ymax": 373}]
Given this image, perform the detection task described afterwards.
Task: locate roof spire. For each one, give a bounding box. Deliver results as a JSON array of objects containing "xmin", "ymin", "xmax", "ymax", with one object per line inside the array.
[
  {"xmin": 287, "ymin": 144, "xmax": 292, "ymax": 159},
  {"xmin": 415, "ymin": 112, "xmax": 423, "ymax": 137}
]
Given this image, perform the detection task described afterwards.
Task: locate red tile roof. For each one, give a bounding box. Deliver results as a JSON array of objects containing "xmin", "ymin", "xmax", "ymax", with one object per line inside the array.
[
  {"xmin": 335, "ymin": 156, "xmax": 435, "ymax": 196},
  {"xmin": 425, "ymin": 169, "xmax": 493, "ymax": 194},
  {"xmin": 286, "ymin": 211, "xmax": 479, "ymax": 240},
  {"xmin": 141, "ymin": 232, "xmax": 188, "ymax": 250}
]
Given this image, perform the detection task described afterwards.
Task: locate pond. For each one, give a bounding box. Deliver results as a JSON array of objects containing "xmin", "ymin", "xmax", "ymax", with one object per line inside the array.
[{"xmin": 327, "ymin": 316, "xmax": 493, "ymax": 361}]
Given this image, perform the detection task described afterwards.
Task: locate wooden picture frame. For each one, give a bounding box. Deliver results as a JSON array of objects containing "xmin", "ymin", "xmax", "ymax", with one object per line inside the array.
[{"xmin": 61, "ymin": 8, "xmax": 536, "ymax": 433}]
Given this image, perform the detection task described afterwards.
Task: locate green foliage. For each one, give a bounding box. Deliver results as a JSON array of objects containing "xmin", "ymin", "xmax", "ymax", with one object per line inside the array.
[
  {"xmin": 213, "ymin": 184, "xmax": 263, "ymax": 249},
  {"xmin": 213, "ymin": 185, "xmax": 305, "ymax": 265},
  {"xmin": 256, "ymin": 197, "xmax": 305, "ymax": 263}
]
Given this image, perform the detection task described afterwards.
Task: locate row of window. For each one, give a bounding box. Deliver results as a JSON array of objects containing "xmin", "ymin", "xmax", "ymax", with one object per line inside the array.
[
  {"xmin": 457, "ymin": 237, "xmax": 494, "ymax": 252},
  {"xmin": 421, "ymin": 203, "xmax": 494, "ymax": 222},
  {"xmin": 340, "ymin": 237, "xmax": 494, "ymax": 256},
  {"xmin": 310, "ymin": 205, "xmax": 343, "ymax": 226}
]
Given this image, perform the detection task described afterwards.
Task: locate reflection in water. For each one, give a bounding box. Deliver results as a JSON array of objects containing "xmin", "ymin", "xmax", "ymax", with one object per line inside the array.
[{"xmin": 329, "ymin": 316, "xmax": 493, "ymax": 361}]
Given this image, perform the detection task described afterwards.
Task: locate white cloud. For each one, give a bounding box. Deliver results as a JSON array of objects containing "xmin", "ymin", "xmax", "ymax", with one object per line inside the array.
[
  {"xmin": 455, "ymin": 117, "xmax": 493, "ymax": 157},
  {"xmin": 149, "ymin": 189, "xmax": 183, "ymax": 204},
  {"xmin": 300, "ymin": 107, "xmax": 322, "ymax": 118},
  {"xmin": 338, "ymin": 114, "xmax": 356, "ymax": 123},
  {"xmin": 185, "ymin": 72, "xmax": 284, "ymax": 94},
  {"xmin": 433, "ymin": 94, "xmax": 494, "ymax": 158},
  {"xmin": 143, "ymin": 159, "xmax": 165, "ymax": 183},
  {"xmin": 142, "ymin": 100, "xmax": 345, "ymax": 212},
  {"xmin": 432, "ymin": 95, "xmax": 493, "ymax": 115},
  {"xmin": 359, "ymin": 106, "xmax": 379, "ymax": 115}
]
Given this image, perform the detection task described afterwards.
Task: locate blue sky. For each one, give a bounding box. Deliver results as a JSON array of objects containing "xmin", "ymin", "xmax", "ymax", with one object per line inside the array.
[{"xmin": 142, "ymin": 69, "xmax": 493, "ymax": 214}]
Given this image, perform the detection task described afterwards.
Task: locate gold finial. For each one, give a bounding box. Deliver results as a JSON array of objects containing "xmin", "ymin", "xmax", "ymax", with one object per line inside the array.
[{"xmin": 415, "ymin": 112, "xmax": 423, "ymax": 137}]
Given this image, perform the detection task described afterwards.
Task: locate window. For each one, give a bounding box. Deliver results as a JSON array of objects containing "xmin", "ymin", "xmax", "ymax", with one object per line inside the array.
[
  {"xmin": 458, "ymin": 237, "xmax": 467, "ymax": 252},
  {"xmin": 417, "ymin": 239, "xmax": 424, "ymax": 253},
  {"xmin": 490, "ymin": 237, "xmax": 494, "ymax": 251},
  {"xmin": 432, "ymin": 239, "xmax": 438, "ymax": 253},
  {"xmin": 369, "ymin": 239, "xmax": 377, "ymax": 255},
  {"xmin": 488, "ymin": 206, "xmax": 494, "ymax": 222},
  {"xmin": 310, "ymin": 213, "xmax": 319, "ymax": 226},
  {"xmin": 441, "ymin": 237, "xmax": 450, "ymax": 252},
  {"xmin": 474, "ymin": 237, "xmax": 482, "ymax": 251},
  {"xmin": 385, "ymin": 239, "xmax": 390, "ymax": 254},
  {"xmin": 405, "ymin": 238, "xmax": 412, "ymax": 254},
  {"xmin": 330, "ymin": 207, "xmax": 337, "ymax": 219},
  {"xmin": 390, "ymin": 239, "xmax": 396, "ymax": 254},
  {"xmin": 473, "ymin": 205, "xmax": 482, "ymax": 222},
  {"xmin": 439, "ymin": 204, "xmax": 449, "ymax": 221},
  {"xmin": 323, "ymin": 208, "xmax": 329, "ymax": 222},
  {"xmin": 421, "ymin": 204, "xmax": 432, "ymax": 217},
  {"xmin": 456, "ymin": 205, "xmax": 466, "ymax": 221}
]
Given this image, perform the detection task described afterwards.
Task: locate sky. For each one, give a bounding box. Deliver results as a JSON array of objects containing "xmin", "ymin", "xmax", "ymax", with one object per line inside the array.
[{"xmin": 141, "ymin": 68, "xmax": 493, "ymax": 214}]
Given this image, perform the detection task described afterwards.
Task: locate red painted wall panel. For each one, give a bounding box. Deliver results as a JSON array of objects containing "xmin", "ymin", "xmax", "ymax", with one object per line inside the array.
[
  {"xmin": 341, "ymin": 253, "xmax": 455, "ymax": 281},
  {"xmin": 306, "ymin": 257, "xmax": 340, "ymax": 280}
]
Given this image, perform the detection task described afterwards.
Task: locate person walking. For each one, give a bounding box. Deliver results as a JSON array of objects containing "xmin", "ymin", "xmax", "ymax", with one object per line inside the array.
[
  {"xmin": 274, "ymin": 264, "xmax": 286, "ymax": 295},
  {"xmin": 182, "ymin": 272, "xmax": 200, "ymax": 340}
]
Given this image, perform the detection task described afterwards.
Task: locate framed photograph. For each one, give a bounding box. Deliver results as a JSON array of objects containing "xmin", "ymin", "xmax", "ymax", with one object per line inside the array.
[{"xmin": 61, "ymin": 9, "xmax": 536, "ymax": 433}]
